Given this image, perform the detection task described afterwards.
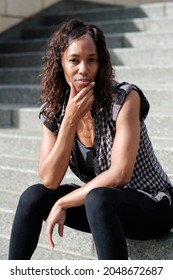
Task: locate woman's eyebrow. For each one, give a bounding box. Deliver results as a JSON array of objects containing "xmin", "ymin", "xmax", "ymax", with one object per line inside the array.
[{"xmin": 68, "ymin": 53, "xmax": 98, "ymax": 57}]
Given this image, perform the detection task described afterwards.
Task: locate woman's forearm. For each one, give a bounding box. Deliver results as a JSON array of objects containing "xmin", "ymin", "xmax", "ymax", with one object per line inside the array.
[
  {"xmin": 57, "ymin": 166, "xmax": 129, "ymax": 209},
  {"xmin": 39, "ymin": 116, "xmax": 77, "ymax": 189}
]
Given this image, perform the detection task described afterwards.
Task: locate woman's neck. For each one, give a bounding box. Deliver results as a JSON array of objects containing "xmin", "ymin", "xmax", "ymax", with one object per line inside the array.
[{"xmin": 76, "ymin": 112, "xmax": 94, "ymax": 147}]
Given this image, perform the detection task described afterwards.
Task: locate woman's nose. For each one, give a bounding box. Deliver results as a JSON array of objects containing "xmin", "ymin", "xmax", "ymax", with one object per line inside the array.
[{"xmin": 78, "ymin": 62, "xmax": 88, "ymax": 75}]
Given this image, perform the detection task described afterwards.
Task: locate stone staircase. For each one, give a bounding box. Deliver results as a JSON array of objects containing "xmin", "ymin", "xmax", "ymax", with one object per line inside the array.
[{"xmin": 0, "ymin": 0, "xmax": 173, "ymax": 260}]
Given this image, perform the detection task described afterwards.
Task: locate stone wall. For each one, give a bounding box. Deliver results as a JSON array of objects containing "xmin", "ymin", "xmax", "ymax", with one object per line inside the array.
[{"xmin": 0, "ymin": 0, "xmax": 59, "ymax": 33}]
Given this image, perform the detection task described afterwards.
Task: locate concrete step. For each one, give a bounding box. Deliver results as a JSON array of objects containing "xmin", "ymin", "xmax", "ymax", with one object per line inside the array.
[
  {"xmin": 0, "ymin": 137, "xmax": 82, "ymax": 183},
  {"xmin": 117, "ymin": 32, "xmax": 173, "ymax": 48},
  {"xmin": 146, "ymin": 114, "xmax": 173, "ymax": 138},
  {"xmin": 0, "ymin": 68, "xmax": 40, "ymax": 84},
  {"xmin": 0, "ymin": 157, "xmax": 172, "ymax": 195},
  {"xmin": 0, "ymin": 155, "xmax": 81, "ymax": 183},
  {"xmin": 42, "ymin": 2, "xmax": 173, "ymax": 25},
  {"xmin": 0, "ymin": 85, "xmax": 172, "ymax": 116},
  {"xmin": 8, "ymin": 31, "xmax": 173, "ymax": 50},
  {"xmin": 1, "ymin": 65, "xmax": 173, "ymax": 86},
  {"xmin": 35, "ymin": 0, "xmax": 114, "ymax": 15},
  {"xmin": 0, "ymin": 165, "xmax": 82, "ymax": 194},
  {"xmin": 0, "ymin": 128, "xmax": 41, "ymax": 157},
  {"xmin": 1, "ymin": 114, "xmax": 173, "ymax": 143},
  {"xmin": 151, "ymin": 142, "xmax": 173, "ymax": 177},
  {"xmin": 124, "ymin": 31, "xmax": 173, "ymax": 48},
  {"xmin": 0, "ymin": 85, "xmax": 40, "ymax": 104},
  {"xmin": 22, "ymin": 17, "xmax": 173, "ymax": 40},
  {"xmin": 1, "ymin": 103, "xmax": 173, "ymax": 137},
  {"xmin": 0, "ymin": 104, "xmax": 40, "ymax": 128},
  {"xmin": 1, "ymin": 131, "xmax": 172, "ymax": 168},
  {"xmin": 144, "ymin": 88, "xmax": 173, "ymax": 111},
  {"xmin": 2, "ymin": 47, "xmax": 173, "ymax": 68},
  {"xmin": 0, "ymin": 35, "xmax": 119, "ymax": 54},
  {"xmin": 0, "ymin": 235, "xmax": 94, "ymax": 260},
  {"xmin": 0, "ymin": 39, "xmax": 48, "ymax": 53},
  {"xmin": 21, "ymin": 20, "xmax": 173, "ymax": 50},
  {"xmin": 0, "ymin": 128, "xmax": 172, "ymax": 178},
  {"xmin": 110, "ymin": 48, "xmax": 173, "ymax": 66},
  {"xmin": 0, "ymin": 154, "xmax": 82, "ymax": 193},
  {"xmin": 1, "ymin": 210, "xmax": 173, "ymax": 260},
  {"xmin": 0, "ymin": 155, "xmax": 38, "ymax": 171},
  {"xmin": 0, "ymin": 36, "xmax": 120, "ymax": 54},
  {"xmin": 0, "ymin": 52, "xmax": 42, "ymax": 68},
  {"xmin": 0, "ymin": 30, "xmax": 172, "ymax": 56},
  {"xmin": 93, "ymin": 17, "xmax": 173, "ymax": 34},
  {"xmin": 127, "ymin": 230, "xmax": 173, "ymax": 259},
  {"xmin": 0, "ymin": 166, "xmax": 40, "ymax": 193},
  {"xmin": 0, "ymin": 191, "xmax": 95, "ymax": 260},
  {"xmin": 115, "ymin": 66, "xmax": 173, "ymax": 85}
]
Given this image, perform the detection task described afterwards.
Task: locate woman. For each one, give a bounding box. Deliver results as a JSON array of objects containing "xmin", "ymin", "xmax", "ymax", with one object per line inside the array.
[{"xmin": 8, "ymin": 18, "xmax": 173, "ymax": 260}]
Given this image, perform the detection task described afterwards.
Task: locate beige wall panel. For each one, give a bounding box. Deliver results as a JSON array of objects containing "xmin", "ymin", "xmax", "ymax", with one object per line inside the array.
[
  {"xmin": 0, "ymin": 15, "xmax": 21, "ymax": 32},
  {"xmin": 6, "ymin": 0, "xmax": 43, "ymax": 17},
  {"xmin": 139, "ymin": 0, "xmax": 165, "ymax": 3},
  {"xmin": 43, "ymin": 0, "xmax": 59, "ymax": 8},
  {"xmin": 0, "ymin": 0, "xmax": 6, "ymax": 15},
  {"xmin": 115, "ymin": 0, "xmax": 139, "ymax": 5}
]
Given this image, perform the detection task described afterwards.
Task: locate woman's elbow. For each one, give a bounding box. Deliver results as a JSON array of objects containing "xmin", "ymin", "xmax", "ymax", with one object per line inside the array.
[
  {"xmin": 38, "ymin": 167, "xmax": 58, "ymax": 190},
  {"xmin": 119, "ymin": 176, "xmax": 131, "ymax": 187},
  {"xmin": 43, "ymin": 180, "xmax": 59, "ymax": 190},
  {"xmin": 39, "ymin": 171, "xmax": 59, "ymax": 190},
  {"xmin": 111, "ymin": 168, "xmax": 132, "ymax": 187}
]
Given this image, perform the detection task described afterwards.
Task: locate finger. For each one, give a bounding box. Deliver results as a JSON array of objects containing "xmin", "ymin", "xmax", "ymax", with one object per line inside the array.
[
  {"xmin": 71, "ymin": 81, "xmax": 95, "ymax": 100},
  {"xmin": 86, "ymin": 81, "xmax": 95, "ymax": 92},
  {"xmin": 78, "ymin": 81, "xmax": 95, "ymax": 97},
  {"xmin": 81, "ymin": 88, "xmax": 95, "ymax": 107},
  {"xmin": 46, "ymin": 221, "xmax": 55, "ymax": 250},
  {"xmin": 73, "ymin": 85, "xmax": 95, "ymax": 105},
  {"xmin": 58, "ymin": 223, "xmax": 64, "ymax": 237}
]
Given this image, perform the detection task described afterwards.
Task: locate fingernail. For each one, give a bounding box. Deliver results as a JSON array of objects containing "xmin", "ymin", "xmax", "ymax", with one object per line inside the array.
[{"xmin": 91, "ymin": 81, "xmax": 95, "ymax": 86}]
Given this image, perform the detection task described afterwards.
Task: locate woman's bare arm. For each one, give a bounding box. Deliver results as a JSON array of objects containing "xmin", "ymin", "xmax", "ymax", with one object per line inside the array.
[
  {"xmin": 38, "ymin": 82, "xmax": 94, "ymax": 189},
  {"xmin": 55, "ymin": 90, "xmax": 141, "ymax": 207}
]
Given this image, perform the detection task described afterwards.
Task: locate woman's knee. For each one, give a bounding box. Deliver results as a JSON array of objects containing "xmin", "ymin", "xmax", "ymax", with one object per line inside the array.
[
  {"xmin": 18, "ymin": 183, "xmax": 45, "ymax": 212},
  {"xmin": 85, "ymin": 187, "xmax": 112, "ymax": 213}
]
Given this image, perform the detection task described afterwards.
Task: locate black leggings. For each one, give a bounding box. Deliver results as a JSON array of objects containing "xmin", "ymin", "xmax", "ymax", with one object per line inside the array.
[{"xmin": 8, "ymin": 184, "xmax": 173, "ymax": 260}]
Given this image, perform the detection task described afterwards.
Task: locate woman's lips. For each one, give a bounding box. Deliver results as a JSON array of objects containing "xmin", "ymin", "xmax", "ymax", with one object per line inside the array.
[{"xmin": 76, "ymin": 80, "xmax": 91, "ymax": 86}]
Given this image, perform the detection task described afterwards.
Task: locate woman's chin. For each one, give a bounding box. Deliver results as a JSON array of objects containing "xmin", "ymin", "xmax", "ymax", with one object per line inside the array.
[{"xmin": 75, "ymin": 81, "xmax": 90, "ymax": 90}]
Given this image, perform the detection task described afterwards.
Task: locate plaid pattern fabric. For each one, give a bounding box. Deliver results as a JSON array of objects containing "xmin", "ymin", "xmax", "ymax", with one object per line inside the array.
[
  {"xmin": 40, "ymin": 82, "xmax": 173, "ymax": 204},
  {"xmin": 127, "ymin": 122, "xmax": 172, "ymax": 203}
]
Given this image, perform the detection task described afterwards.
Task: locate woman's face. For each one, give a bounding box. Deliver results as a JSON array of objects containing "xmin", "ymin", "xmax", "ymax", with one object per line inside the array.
[{"xmin": 61, "ymin": 34, "xmax": 99, "ymax": 93}]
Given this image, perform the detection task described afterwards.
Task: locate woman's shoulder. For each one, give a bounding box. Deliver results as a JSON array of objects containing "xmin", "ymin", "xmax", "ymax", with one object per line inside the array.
[
  {"xmin": 39, "ymin": 104, "xmax": 59, "ymax": 135},
  {"xmin": 112, "ymin": 81, "xmax": 150, "ymax": 121}
]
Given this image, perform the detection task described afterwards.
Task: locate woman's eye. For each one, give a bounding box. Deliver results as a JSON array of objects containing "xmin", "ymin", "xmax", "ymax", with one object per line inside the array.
[
  {"xmin": 69, "ymin": 59, "xmax": 78, "ymax": 63},
  {"xmin": 89, "ymin": 58, "xmax": 97, "ymax": 62}
]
